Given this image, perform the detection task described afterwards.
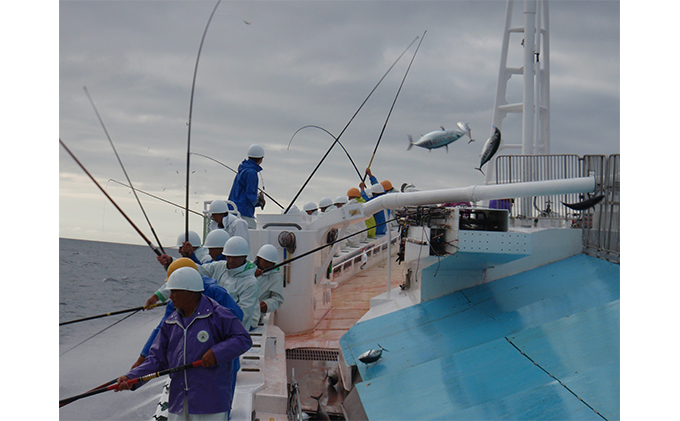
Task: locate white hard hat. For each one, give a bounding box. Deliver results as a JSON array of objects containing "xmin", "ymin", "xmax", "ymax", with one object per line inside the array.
[
  {"xmin": 256, "ymin": 244, "xmax": 278, "ymax": 264},
  {"xmin": 247, "ymin": 144, "xmax": 265, "ymax": 159},
  {"xmin": 204, "ymin": 229, "xmax": 230, "ymax": 249},
  {"xmin": 222, "ymin": 236, "xmax": 250, "ymax": 257},
  {"xmin": 167, "ymin": 266, "xmax": 204, "ymax": 292},
  {"xmin": 175, "ymin": 231, "xmax": 202, "ymax": 247},
  {"xmin": 303, "ymin": 201, "xmax": 317, "ymax": 212},
  {"xmin": 333, "ymin": 195, "xmax": 348, "ymax": 205},
  {"xmin": 209, "ymin": 199, "xmax": 228, "ymax": 214},
  {"xmin": 370, "ymin": 183, "xmax": 385, "ymax": 195},
  {"xmin": 318, "ymin": 197, "xmax": 333, "ymax": 209}
]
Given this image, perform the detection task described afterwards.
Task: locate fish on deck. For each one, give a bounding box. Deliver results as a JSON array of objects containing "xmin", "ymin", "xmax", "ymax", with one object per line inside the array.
[{"xmin": 407, "ymin": 123, "xmax": 474, "ymax": 153}]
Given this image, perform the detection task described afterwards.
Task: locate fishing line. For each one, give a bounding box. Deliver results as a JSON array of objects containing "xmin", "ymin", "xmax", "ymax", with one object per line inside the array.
[
  {"xmin": 185, "ymin": 0, "xmax": 222, "ymax": 242},
  {"xmin": 59, "ymin": 309, "xmax": 142, "ymax": 356},
  {"xmin": 190, "ymin": 152, "xmax": 285, "ymax": 209},
  {"xmin": 287, "ymin": 124, "xmax": 363, "ymax": 181},
  {"xmin": 60, "ymin": 139, "xmax": 163, "ymax": 257},
  {"xmin": 83, "ymin": 86, "xmax": 166, "ymax": 254},
  {"xmin": 284, "ymin": 35, "xmax": 421, "ymax": 214},
  {"xmin": 109, "ymin": 179, "xmax": 203, "ymax": 217},
  {"xmin": 364, "ymin": 30, "xmax": 427, "ymax": 182}
]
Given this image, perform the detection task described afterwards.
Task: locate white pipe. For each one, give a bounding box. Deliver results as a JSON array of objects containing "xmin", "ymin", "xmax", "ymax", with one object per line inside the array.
[{"xmin": 363, "ymin": 176, "xmax": 595, "ymax": 215}]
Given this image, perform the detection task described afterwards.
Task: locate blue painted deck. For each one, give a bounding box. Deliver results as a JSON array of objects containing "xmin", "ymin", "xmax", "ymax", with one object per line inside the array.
[{"xmin": 340, "ymin": 253, "xmax": 620, "ymax": 420}]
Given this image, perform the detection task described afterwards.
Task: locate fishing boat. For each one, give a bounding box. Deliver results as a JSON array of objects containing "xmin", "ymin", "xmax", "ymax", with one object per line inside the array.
[{"xmin": 59, "ymin": 0, "xmax": 619, "ymax": 419}]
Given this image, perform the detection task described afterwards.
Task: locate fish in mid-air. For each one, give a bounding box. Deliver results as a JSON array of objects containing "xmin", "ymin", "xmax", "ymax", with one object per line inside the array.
[
  {"xmin": 475, "ymin": 126, "xmax": 501, "ymax": 175},
  {"xmin": 407, "ymin": 122, "xmax": 474, "ymax": 153},
  {"xmin": 562, "ymin": 194, "xmax": 605, "ymax": 211}
]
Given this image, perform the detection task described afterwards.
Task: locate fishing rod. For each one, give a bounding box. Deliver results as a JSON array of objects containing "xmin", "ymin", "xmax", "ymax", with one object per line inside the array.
[
  {"xmin": 363, "ymin": 30, "xmax": 427, "ymax": 182},
  {"xmin": 284, "ymin": 35, "xmax": 421, "ymax": 214},
  {"xmin": 108, "ymin": 179, "xmax": 203, "ymax": 217},
  {"xmin": 59, "ymin": 378, "xmax": 118, "ymax": 408},
  {"xmin": 190, "ymin": 152, "xmax": 285, "ymax": 210},
  {"xmin": 59, "ymin": 360, "xmax": 202, "ymax": 407},
  {"xmin": 59, "ymin": 139, "xmax": 163, "ymax": 257},
  {"xmin": 59, "ymin": 308, "xmax": 142, "ymax": 356},
  {"xmin": 262, "ymin": 214, "xmax": 403, "ymax": 274},
  {"xmin": 185, "ymin": 0, "xmax": 222, "ymax": 243},
  {"xmin": 59, "ymin": 302, "xmax": 167, "ymax": 327},
  {"xmin": 287, "ymin": 125, "xmax": 363, "ymax": 181},
  {"xmin": 83, "ymin": 85, "xmax": 166, "ymax": 254}
]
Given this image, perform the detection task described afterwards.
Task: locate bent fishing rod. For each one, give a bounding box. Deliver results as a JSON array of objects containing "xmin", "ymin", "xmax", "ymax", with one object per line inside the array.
[
  {"xmin": 287, "ymin": 124, "xmax": 363, "ymax": 181},
  {"xmin": 59, "ymin": 360, "xmax": 202, "ymax": 407},
  {"xmin": 59, "ymin": 302, "xmax": 167, "ymax": 327},
  {"xmin": 59, "ymin": 307, "xmax": 142, "ymax": 356},
  {"xmin": 284, "ymin": 35, "xmax": 420, "ymax": 214},
  {"xmin": 190, "ymin": 152, "xmax": 285, "ymax": 210},
  {"xmin": 60, "ymin": 138, "xmax": 163, "ymax": 257},
  {"xmin": 185, "ymin": 0, "xmax": 222, "ymax": 243},
  {"xmin": 83, "ymin": 85, "xmax": 166, "ymax": 254},
  {"xmin": 364, "ymin": 30, "xmax": 427, "ymax": 182},
  {"xmin": 108, "ymin": 179, "xmax": 203, "ymax": 217}
]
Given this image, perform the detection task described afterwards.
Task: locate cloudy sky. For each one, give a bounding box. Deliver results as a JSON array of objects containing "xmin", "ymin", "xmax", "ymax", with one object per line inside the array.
[{"xmin": 56, "ymin": 0, "xmax": 621, "ymax": 247}]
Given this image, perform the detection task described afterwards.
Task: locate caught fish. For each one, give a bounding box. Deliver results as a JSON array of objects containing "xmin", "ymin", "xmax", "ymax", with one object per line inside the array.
[
  {"xmin": 456, "ymin": 122, "xmax": 474, "ymax": 143},
  {"xmin": 407, "ymin": 123, "xmax": 469, "ymax": 153},
  {"xmin": 358, "ymin": 344, "xmax": 388, "ymax": 364},
  {"xmin": 562, "ymin": 194, "xmax": 605, "ymax": 211},
  {"xmin": 475, "ymin": 126, "xmax": 501, "ymax": 175},
  {"xmin": 310, "ymin": 393, "xmax": 331, "ymax": 421}
]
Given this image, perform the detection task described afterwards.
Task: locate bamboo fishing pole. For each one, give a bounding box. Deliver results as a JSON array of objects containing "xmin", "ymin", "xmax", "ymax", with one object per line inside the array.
[
  {"xmin": 364, "ymin": 30, "xmax": 427, "ymax": 182},
  {"xmin": 185, "ymin": 0, "xmax": 222, "ymax": 243},
  {"xmin": 108, "ymin": 179, "xmax": 203, "ymax": 217},
  {"xmin": 284, "ymin": 35, "xmax": 421, "ymax": 214},
  {"xmin": 59, "ymin": 138, "xmax": 163, "ymax": 256},
  {"xmin": 59, "ymin": 302, "xmax": 167, "ymax": 327},
  {"xmin": 190, "ymin": 152, "xmax": 285, "ymax": 210},
  {"xmin": 59, "ymin": 360, "xmax": 202, "ymax": 407},
  {"xmin": 83, "ymin": 86, "xmax": 166, "ymax": 254}
]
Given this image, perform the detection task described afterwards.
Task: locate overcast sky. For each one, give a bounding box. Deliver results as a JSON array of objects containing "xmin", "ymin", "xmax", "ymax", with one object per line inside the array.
[{"xmin": 56, "ymin": 0, "xmax": 621, "ymax": 247}]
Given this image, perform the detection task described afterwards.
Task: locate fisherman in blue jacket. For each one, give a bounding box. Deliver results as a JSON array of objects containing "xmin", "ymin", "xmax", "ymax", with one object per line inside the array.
[
  {"xmin": 360, "ymin": 168, "xmax": 388, "ymax": 235},
  {"xmin": 117, "ymin": 266, "xmax": 252, "ymax": 419},
  {"xmin": 228, "ymin": 144, "xmax": 265, "ymax": 229}
]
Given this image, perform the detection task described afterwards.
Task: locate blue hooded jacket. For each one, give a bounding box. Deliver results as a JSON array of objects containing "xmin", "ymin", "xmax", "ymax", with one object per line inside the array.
[{"xmin": 228, "ymin": 159, "xmax": 262, "ymax": 219}]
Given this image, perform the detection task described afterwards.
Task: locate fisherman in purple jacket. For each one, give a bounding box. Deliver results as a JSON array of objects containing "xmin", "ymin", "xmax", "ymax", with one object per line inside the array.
[
  {"xmin": 228, "ymin": 144, "xmax": 265, "ymax": 229},
  {"xmin": 115, "ymin": 266, "xmax": 252, "ymax": 419}
]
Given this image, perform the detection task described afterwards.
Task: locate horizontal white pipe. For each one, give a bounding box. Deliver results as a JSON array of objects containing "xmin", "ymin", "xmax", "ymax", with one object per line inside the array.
[{"xmin": 363, "ymin": 176, "xmax": 596, "ymax": 215}]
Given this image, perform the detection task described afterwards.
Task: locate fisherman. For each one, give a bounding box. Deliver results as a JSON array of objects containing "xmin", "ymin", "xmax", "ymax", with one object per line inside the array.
[
  {"xmin": 303, "ymin": 201, "xmax": 318, "ymax": 216},
  {"xmin": 228, "ymin": 144, "xmax": 266, "ymax": 229},
  {"xmin": 156, "ymin": 230, "xmax": 209, "ymax": 268},
  {"xmin": 208, "ymin": 199, "xmax": 250, "ymax": 247},
  {"xmin": 202, "ymin": 229, "xmax": 230, "ymax": 263},
  {"xmin": 195, "ymin": 236, "xmax": 261, "ymax": 331},
  {"xmin": 116, "ymin": 266, "xmax": 252, "ymax": 421},
  {"xmin": 253, "ymin": 244, "xmax": 284, "ymax": 323},
  {"xmin": 318, "ymin": 197, "xmax": 333, "ymax": 213},
  {"xmin": 346, "ymin": 188, "xmax": 370, "ymax": 246},
  {"xmin": 333, "ymin": 195, "xmax": 348, "ymax": 209},
  {"xmin": 348, "ymin": 187, "xmax": 375, "ymax": 238},
  {"xmin": 360, "ymin": 168, "xmax": 388, "ymax": 235},
  {"xmin": 136, "ymin": 258, "xmax": 243, "ymax": 407}
]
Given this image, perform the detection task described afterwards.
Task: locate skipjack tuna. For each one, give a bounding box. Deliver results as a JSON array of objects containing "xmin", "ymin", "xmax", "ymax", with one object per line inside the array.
[
  {"xmin": 358, "ymin": 344, "xmax": 389, "ymax": 364},
  {"xmin": 475, "ymin": 126, "xmax": 501, "ymax": 175},
  {"xmin": 407, "ymin": 122, "xmax": 474, "ymax": 153}
]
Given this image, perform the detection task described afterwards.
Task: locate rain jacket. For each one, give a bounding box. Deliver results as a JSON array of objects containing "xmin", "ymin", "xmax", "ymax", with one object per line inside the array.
[
  {"xmin": 208, "ymin": 215, "xmax": 250, "ymax": 247},
  {"xmin": 126, "ymin": 295, "xmax": 252, "ymax": 415},
  {"xmin": 188, "ymin": 247, "xmax": 213, "ymax": 265},
  {"xmin": 141, "ymin": 276, "xmax": 243, "ymax": 358},
  {"xmin": 361, "ymin": 175, "xmax": 387, "ymax": 236},
  {"xmin": 228, "ymin": 159, "xmax": 262, "ymax": 219},
  {"xmin": 257, "ymin": 267, "xmax": 284, "ymax": 322},
  {"xmin": 197, "ymin": 260, "xmax": 261, "ymax": 330}
]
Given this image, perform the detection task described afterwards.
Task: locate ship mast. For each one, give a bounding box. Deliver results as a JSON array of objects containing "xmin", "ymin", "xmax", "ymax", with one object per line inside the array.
[{"xmin": 486, "ymin": 0, "xmax": 550, "ymax": 185}]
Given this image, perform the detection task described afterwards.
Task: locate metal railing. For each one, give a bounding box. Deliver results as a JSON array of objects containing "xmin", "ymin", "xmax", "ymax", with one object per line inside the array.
[{"xmin": 494, "ymin": 154, "xmax": 620, "ymax": 263}]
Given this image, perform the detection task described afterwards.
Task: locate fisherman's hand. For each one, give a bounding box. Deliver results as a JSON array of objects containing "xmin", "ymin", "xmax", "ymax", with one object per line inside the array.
[
  {"xmin": 365, "ymin": 168, "xmax": 373, "ymax": 177},
  {"xmin": 144, "ymin": 294, "xmax": 159, "ymax": 309},
  {"xmin": 115, "ymin": 376, "xmax": 131, "ymax": 392},
  {"xmin": 201, "ymin": 349, "xmax": 217, "ymax": 367},
  {"xmin": 131, "ymin": 355, "xmax": 146, "ymax": 370},
  {"xmin": 157, "ymin": 254, "xmax": 172, "ymax": 267},
  {"xmin": 260, "ymin": 301, "xmax": 268, "ymax": 313},
  {"xmin": 257, "ymin": 191, "xmax": 266, "ymax": 209},
  {"xmin": 179, "ymin": 241, "xmax": 193, "ymax": 257},
  {"xmin": 359, "ymin": 182, "xmax": 366, "ymax": 190},
  {"xmin": 254, "ymin": 268, "xmax": 264, "ymax": 277}
]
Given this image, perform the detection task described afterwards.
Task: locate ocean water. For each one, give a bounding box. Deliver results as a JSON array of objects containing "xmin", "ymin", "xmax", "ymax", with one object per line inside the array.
[{"xmin": 59, "ymin": 238, "xmax": 178, "ymax": 420}]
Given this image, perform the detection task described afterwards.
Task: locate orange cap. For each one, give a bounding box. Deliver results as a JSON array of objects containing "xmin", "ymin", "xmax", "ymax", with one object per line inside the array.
[
  {"xmin": 347, "ymin": 187, "xmax": 361, "ymax": 198},
  {"xmin": 380, "ymin": 180, "xmax": 393, "ymax": 192}
]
